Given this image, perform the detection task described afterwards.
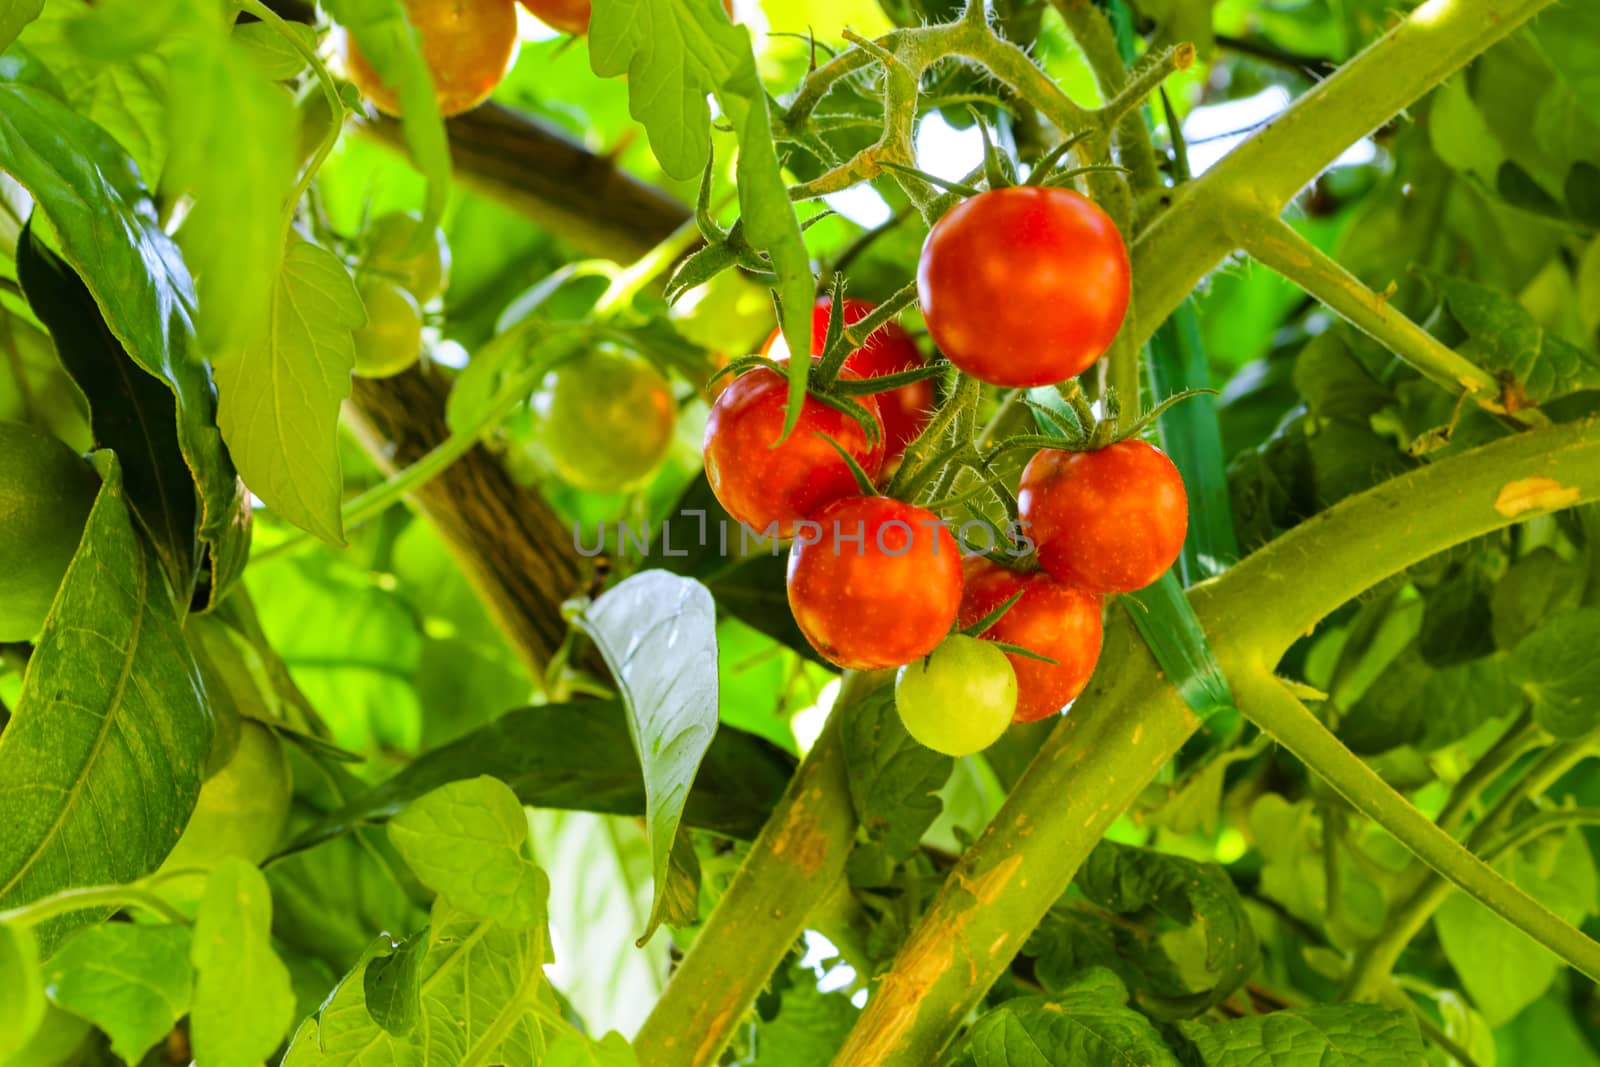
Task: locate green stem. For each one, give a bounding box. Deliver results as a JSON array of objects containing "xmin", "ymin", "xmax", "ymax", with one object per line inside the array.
[
  {"xmin": 1434, "ymin": 710, "xmax": 1541, "ymax": 834},
  {"xmin": 0, "ymin": 884, "xmax": 191, "ymax": 928},
  {"xmin": 832, "ymin": 418, "xmax": 1600, "ymax": 1064},
  {"xmin": 633, "ymin": 671, "xmax": 886, "ymax": 1067},
  {"xmin": 889, "ymin": 374, "xmax": 980, "ymax": 499},
  {"xmin": 594, "ymin": 206, "xmax": 727, "ymax": 316},
  {"xmin": 1234, "ymin": 669, "xmax": 1600, "ymax": 990},
  {"xmin": 1227, "ymin": 211, "xmax": 1504, "ymax": 409}
]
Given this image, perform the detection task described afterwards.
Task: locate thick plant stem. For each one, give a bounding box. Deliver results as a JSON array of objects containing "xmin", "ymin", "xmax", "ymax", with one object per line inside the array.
[
  {"xmin": 834, "ymin": 418, "xmax": 1600, "ymax": 1063},
  {"xmin": 633, "ymin": 674, "xmax": 881, "ymax": 1067},
  {"xmin": 1228, "ymin": 212, "xmax": 1504, "ymax": 408},
  {"xmin": 1130, "ymin": 0, "xmax": 1559, "ymax": 349},
  {"xmin": 1233, "ymin": 671, "xmax": 1600, "ymax": 989}
]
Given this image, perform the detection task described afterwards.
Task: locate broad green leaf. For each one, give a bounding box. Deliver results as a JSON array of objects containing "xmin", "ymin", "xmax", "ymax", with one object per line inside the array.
[
  {"xmin": 280, "ymin": 953, "xmax": 416, "ymax": 1067},
  {"xmin": 0, "ymin": 457, "xmax": 210, "ymax": 952},
  {"xmin": 190, "ymin": 859, "xmax": 296, "ymax": 1067},
  {"xmin": 232, "ymin": 20, "xmax": 313, "ymax": 81},
  {"xmin": 43, "ymin": 924, "xmax": 193, "ymax": 1064},
  {"xmin": 416, "ymin": 898, "xmax": 550, "ymax": 1066},
  {"xmin": 546, "ymin": 1030, "xmax": 640, "ymax": 1067},
  {"xmin": 1530, "ymin": 2, "xmax": 1600, "ymax": 131},
  {"xmin": 1029, "ymin": 841, "xmax": 1257, "ymax": 1019},
  {"xmin": 0, "ymin": 0, "xmax": 43, "ymax": 53},
  {"xmin": 843, "ymin": 689, "xmax": 952, "ymax": 885},
  {"xmin": 0, "ymin": 923, "xmax": 45, "ymax": 1060},
  {"xmin": 1509, "ymin": 607, "xmax": 1600, "ymax": 738},
  {"xmin": 529, "ymin": 812, "xmax": 668, "ymax": 1039},
  {"xmin": 1177, "ymin": 1003, "xmax": 1426, "ymax": 1066},
  {"xmin": 964, "ymin": 972, "xmax": 1183, "ymax": 1067},
  {"xmin": 1436, "ymin": 828, "xmax": 1599, "ymax": 1025},
  {"xmin": 322, "ymin": 0, "xmax": 450, "ymax": 230},
  {"xmin": 1492, "ymin": 547, "xmax": 1586, "ymax": 651},
  {"xmin": 16, "ymin": 226, "xmax": 200, "ymax": 590},
  {"xmin": 287, "ymin": 702, "xmax": 795, "ymax": 853},
  {"xmin": 588, "ymin": 0, "xmax": 813, "ymax": 428},
  {"xmin": 4, "ymin": 1005, "xmax": 91, "ymax": 1067},
  {"xmin": 575, "ymin": 570, "xmax": 720, "ymax": 943},
  {"xmin": 0, "ymin": 81, "xmax": 251, "ymax": 604},
  {"xmin": 1429, "ymin": 76, "xmax": 1504, "ymax": 183},
  {"xmin": 387, "ymin": 777, "xmax": 549, "ymax": 928},
  {"xmin": 166, "ymin": 29, "xmax": 296, "ymax": 362},
  {"xmin": 214, "ymin": 238, "xmax": 363, "ymax": 545},
  {"xmin": 1247, "ymin": 795, "xmax": 1387, "ymax": 951},
  {"xmin": 1430, "ymin": 272, "xmax": 1600, "ymax": 404},
  {"xmin": 362, "ymin": 933, "xmax": 424, "ymax": 1037}
]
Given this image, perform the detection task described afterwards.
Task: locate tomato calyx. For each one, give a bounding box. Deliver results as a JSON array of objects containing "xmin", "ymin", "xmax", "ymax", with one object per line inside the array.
[{"xmin": 710, "ymin": 354, "xmax": 889, "ymax": 453}]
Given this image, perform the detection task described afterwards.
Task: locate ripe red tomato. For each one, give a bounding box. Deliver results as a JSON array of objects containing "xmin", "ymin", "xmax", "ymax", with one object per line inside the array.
[
  {"xmin": 518, "ymin": 0, "xmax": 731, "ymax": 35},
  {"xmin": 916, "ymin": 186, "xmax": 1130, "ymax": 387},
  {"xmin": 1017, "ymin": 440, "xmax": 1188, "ymax": 594},
  {"xmin": 959, "ymin": 558, "xmax": 1104, "ymax": 722},
  {"xmin": 787, "ymin": 496, "xmax": 963, "ymax": 670},
  {"xmin": 343, "ymin": 0, "xmax": 518, "ymax": 118},
  {"xmin": 761, "ymin": 298, "xmax": 932, "ymax": 458},
  {"xmin": 703, "ymin": 364, "xmax": 884, "ymax": 539}
]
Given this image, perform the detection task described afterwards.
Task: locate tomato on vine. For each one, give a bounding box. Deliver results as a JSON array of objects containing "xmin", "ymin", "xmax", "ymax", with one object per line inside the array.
[
  {"xmin": 959, "ymin": 558, "xmax": 1104, "ymax": 722},
  {"xmin": 916, "ymin": 186, "xmax": 1130, "ymax": 387},
  {"xmin": 529, "ymin": 347, "xmax": 676, "ymax": 494},
  {"xmin": 786, "ymin": 495, "xmax": 962, "ymax": 670},
  {"xmin": 0, "ymin": 421, "xmax": 99, "ymax": 643},
  {"xmin": 342, "ymin": 0, "xmax": 519, "ymax": 118},
  {"xmin": 761, "ymin": 298, "xmax": 932, "ymax": 458},
  {"xmin": 895, "ymin": 634, "xmax": 1017, "ymax": 756},
  {"xmin": 352, "ymin": 277, "xmax": 424, "ymax": 379},
  {"xmin": 363, "ymin": 212, "xmax": 451, "ymax": 303},
  {"xmin": 1018, "ymin": 440, "xmax": 1188, "ymax": 594},
  {"xmin": 703, "ymin": 364, "xmax": 885, "ymax": 539}
]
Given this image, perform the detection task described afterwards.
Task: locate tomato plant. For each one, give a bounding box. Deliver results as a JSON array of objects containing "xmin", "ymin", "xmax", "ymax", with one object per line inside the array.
[
  {"xmin": 760, "ymin": 297, "xmax": 933, "ymax": 457},
  {"xmin": 703, "ymin": 363, "xmax": 884, "ymax": 538},
  {"xmin": 1019, "ymin": 439, "xmax": 1189, "ymax": 594},
  {"xmin": 958, "ymin": 557, "xmax": 1104, "ymax": 722},
  {"xmin": 916, "ymin": 186, "xmax": 1130, "ymax": 387},
  {"xmin": 528, "ymin": 346, "xmax": 677, "ymax": 493},
  {"xmin": 3, "ymin": 0, "xmax": 1598, "ymax": 1065},
  {"xmin": 786, "ymin": 495, "xmax": 962, "ymax": 670}
]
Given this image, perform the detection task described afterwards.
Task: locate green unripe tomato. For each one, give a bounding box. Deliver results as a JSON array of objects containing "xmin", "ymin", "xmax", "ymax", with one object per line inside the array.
[
  {"xmin": 0, "ymin": 421, "xmax": 99, "ymax": 642},
  {"xmin": 894, "ymin": 635, "xmax": 1017, "ymax": 756},
  {"xmin": 529, "ymin": 346, "xmax": 676, "ymax": 494},
  {"xmin": 159, "ymin": 719, "xmax": 292, "ymax": 876},
  {"xmin": 352, "ymin": 277, "xmax": 423, "ymax": 379},
  {"xmin": 363, "ymin": 211, "xmax": 451, "ymax": 302}
]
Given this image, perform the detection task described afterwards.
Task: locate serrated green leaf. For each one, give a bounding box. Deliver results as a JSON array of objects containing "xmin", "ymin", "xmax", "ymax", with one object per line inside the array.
[
  {"xmin": 418, "ymin": 898, "xmax": 550, "ymax": 1066},
  {"xmin": 16, "ymin": 226, "xmax": 201, "ymax": 592},
  {"xmin": 965, "ymin": 973, "xmax": 1183, "ymax": 1067},
  {"xmin": 190, "ymin": 859, "xmax": 296, "ymax": 1067},
  {"xmin": 215, "ymin": 238, "xmax": 363, "ymax": 545},
  {"xmin": 844, "ymin": 690, "xmax": 952, "ymax": 873},
  {"xmin": 0, "ymin": 923, "xmax": 45, "ymax": 1061},
  {"xmin": 0, "ymin": 457, "xmax": 210, "ymax": 953},
  {"xmin": 1177, "ymin": 1003, "xmax": 1426, "ymax": 1066},
  {"xmin": 575, "ymin": 571, "xmax": 720, "ymax": 943},
  {"xmin": 43, "ymin": 924, "xmax": 193, "ymax": 1064},
  {"xmin": 1431, "ymin": 272, "xmax": 1600, "ymax": 403},
  {"xmin": 744, "ymin": 962, "xmax": 858, "ymax": 1066},
  {"xmin": 166, "ymin": 31, "xmax": 296, "ymax": 362},
  {"xmin": 279, "ymin": 951, "xmax": 416, "ymax": 1067},
  {"xmin": 1509, "ymin": 607, "xmax": 1600, "ymax": 738},
  {"xmin": 388, "ymin": 776, "xmax": 550, "ymax": 928},
  {"xmin": 0, "ymin": 81, "xmax": 251, "ymax": 604},
  {"xmin": 1493, "ymin": 546, "xmax": 1587, "ymax": 650}
]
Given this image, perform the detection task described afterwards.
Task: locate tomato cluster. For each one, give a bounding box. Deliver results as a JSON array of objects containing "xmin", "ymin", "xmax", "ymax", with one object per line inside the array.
[
  {"xmin": 351, "ymin": 211, "xmax": 451, "ymax": 379},
  {"xmin": 698, "ymin": 186, "xmax": 1184, "ymax": 757}
]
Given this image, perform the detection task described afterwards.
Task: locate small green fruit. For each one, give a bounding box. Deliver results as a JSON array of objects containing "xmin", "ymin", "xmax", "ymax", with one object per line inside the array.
[
  {"xmin": 363, "ymin": 211, "xmax": 451, "ymax": 303},
  {"xmin": 352, "ymin": 277, "xmax": 423, "ymax": 379},
  {"xmin": 894, "ymin": 634, "xmax": 1017, "ymax": 756}
]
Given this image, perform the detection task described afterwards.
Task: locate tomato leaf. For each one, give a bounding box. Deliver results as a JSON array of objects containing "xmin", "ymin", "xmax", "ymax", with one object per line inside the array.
[
  {"xmin": 545, "ymin": 1030, "xmax": 641, "ymax": 1067},
  {"xmin": 843, "ymin": 690, "xmax": 952, "ymax": 886},
  {"xmin": 0, "ymin": 456, "xmax": 211, "ymax": 953},
  {"xmin": 388, "ymin": 777, "xmax": 551, "ymax": 929},
  {"xmin": 1427, "ymin": 271, "xmax": 1600, "ymax": 403},
  {"xmin": 361, "ymin": 932, "xmax": 425, "ymax": 1037},
  {"xmin": 961, "ymin": 971, "xmax": 1183, "ymax": 1067},
  {"xmin": 575, "ymin": 571, "xmax": 720, "ymax": 944},
  {"xmin": 0, "ymin": 923, "xmax": 45, "ymax": 1062},
  {"xmin": 0, "ymin": 82, "xmax": 252, "ymax": 604},
  {"xmin": 1176, "ymin": 1003, "xmax": 1427, "ymax": 1066},
  {"xmin": 214, "ymin": 238, "xmax": 364, "ymax": 545},
  {"xmin": 589, "ymin": 0, "xmax": 814, "ymax": 437},
  {"xmin": 16, "ymin": 226, "xmax": 201, "ymax": 593},
  {"xmin": 190, "ymin": 859, "xmax": 297, "ymax": 1067},
  {"xmin": 43, "ymin": 924, "xmax": 194, "ymax": 1064},
  {"xmin": 1508, "ymin": 607, "xmax": 1600, "ymax": 739}
]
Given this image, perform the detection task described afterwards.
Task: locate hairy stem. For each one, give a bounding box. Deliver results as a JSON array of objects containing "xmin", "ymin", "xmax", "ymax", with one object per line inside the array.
[{"xmin": 1434, "ymin": 710, "xmax": 1542, "ymax": 834}]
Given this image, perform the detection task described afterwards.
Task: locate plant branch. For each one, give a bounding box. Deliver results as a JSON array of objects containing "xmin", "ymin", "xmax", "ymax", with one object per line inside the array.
[{"xmin": 1434, "ymin": 710, "xmax": 1543, "ymax": 834}]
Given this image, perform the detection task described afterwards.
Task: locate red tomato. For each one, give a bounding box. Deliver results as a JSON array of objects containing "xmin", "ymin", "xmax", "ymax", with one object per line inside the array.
[
  {"xmin": 343, "ymin": 0, "xmax": 518, "ymax": 118},
  {"xmin": 959, "ymin": 559, "xmax": 1104, "ymax": 722},
  {"xmin": 703, "ymin": 364, "xmax": 885, "ymax": 539},
  {"xmin": 787, "ymin": 496, "xmax": 963, "ymax": 670},
  {"xmin": 916, "ymin": 186, "xmax": 1130, "ymax": 387},
  {"xmin": 762, "ymin": 298, "xmax": 933, "ymax": 457},
  {"xmin": 1017, "ymin": 440, "xmax": 1188, "ymax": 594}
]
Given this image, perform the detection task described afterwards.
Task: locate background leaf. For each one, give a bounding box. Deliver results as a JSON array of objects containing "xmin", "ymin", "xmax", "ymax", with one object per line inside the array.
[
  {"xmin": 1177, "ymin": 1003, "xmax": 1426, "ymax": 1066},
  {"xmin": 42, "ymin": 924, "xmax": 193, "ymax": 1064},
  {"xmin": 961, "ymin": 972, "xmax": 1183, "ymax": 1067},
  {"xmin": 189, "ymin": 859, "xmax": 296, "ymax": 1067},
  {"xmin": 0, "ymin": 922, "xmax": 45, "ymax": 1061},
  {"xmin": 1508, "ymin": 607, "xmax": 1600, "ymax": 738}
]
